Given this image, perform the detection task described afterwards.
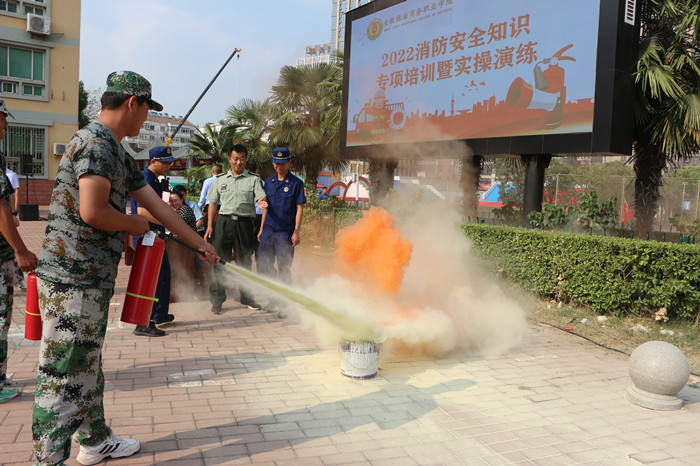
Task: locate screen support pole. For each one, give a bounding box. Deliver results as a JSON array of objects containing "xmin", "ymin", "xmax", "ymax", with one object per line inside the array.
[{"xmin": 521, "ymin": 154, "xmax": 552, "ymax": 226}]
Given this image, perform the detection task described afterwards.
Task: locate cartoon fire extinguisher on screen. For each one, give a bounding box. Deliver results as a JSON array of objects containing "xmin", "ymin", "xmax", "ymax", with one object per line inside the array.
[{"xmin": 506, "ymin": 44, "xmax": 576, "ymax": 129}]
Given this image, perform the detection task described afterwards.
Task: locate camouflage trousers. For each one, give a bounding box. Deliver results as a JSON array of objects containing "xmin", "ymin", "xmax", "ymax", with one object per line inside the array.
[
  {"xmin": 32, "ymin": 279, "xmax": 112, "ymax": 465},
  {"xmin": 0, "ymin": 258, "xmax": 21, "ymax": 390}
]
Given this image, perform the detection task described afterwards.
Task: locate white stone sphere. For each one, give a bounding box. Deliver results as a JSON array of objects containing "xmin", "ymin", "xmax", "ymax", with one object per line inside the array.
[{"xmin": 628, "ymin": 341, "xmax": 690, "ymax": 396}]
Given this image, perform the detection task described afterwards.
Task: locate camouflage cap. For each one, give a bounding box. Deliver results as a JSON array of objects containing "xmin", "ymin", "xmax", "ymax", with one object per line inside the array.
[
  {"xmin": 104, "ymin": 70, "xmax": 163, "ymax": 111},
  {"xmin": 0, "ymin": 98, "xmax": 14, "ymax": 119}
]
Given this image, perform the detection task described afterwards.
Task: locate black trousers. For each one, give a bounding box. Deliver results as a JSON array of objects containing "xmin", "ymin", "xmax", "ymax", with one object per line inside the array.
[{"xmin": 209, "ymin": 216, "xmax": 256, "ymax": 306}]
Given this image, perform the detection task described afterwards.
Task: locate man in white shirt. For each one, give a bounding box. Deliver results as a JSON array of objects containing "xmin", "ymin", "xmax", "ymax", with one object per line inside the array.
[
  {"xmin": 5, "ymin": 168, "xmax": 19, "ymax": 224},
  {"xmin": 198, "ymin": 163, "xmax": 222, "ymax": 210}
]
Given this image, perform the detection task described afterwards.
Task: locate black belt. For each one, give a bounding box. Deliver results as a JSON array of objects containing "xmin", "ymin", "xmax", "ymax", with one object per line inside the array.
[{"xmin": 223, "ymin": 214, "xmax": 254, "ymax": 221}]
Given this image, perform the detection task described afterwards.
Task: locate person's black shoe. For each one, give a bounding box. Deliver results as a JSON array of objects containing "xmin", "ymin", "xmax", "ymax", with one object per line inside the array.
[
  {"xmin": 153, "ymin": 314, "xmax": 175, "ymax": 325},
  {"xmin": 241, "ymin": 300, "xmax": 262, "ymax": 310},
  {"xmin": 211, "ymin": 305, "xmax": 222, "ymax": 315},
  {"xmin": 133, "ymin": 326, "xmax": 166, "ymax": 337}
]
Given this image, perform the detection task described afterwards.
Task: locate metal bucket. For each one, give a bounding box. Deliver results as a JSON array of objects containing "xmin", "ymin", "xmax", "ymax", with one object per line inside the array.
[{"xmin": 340, "ymin": 339, "xmax": 380, "ymax": 379}]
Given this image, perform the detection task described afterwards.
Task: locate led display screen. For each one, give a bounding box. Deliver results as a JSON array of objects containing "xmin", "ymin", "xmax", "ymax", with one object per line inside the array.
[{"xmin": 341, "ymin": 0, "xmax": 638, "ymax": 158}]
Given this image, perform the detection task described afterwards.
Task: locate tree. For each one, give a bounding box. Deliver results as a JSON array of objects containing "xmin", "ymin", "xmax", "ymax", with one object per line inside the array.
[
  {"xmin": 492, "ymin": 157, "xmax": 525, "ymax": 208},
  {"xmin": 78, "ymin": 81, "xmax": 100, "ymax": 128},
  {"xmin": 185, "ymin": 123, "xmax": 244, "ymax": 183},
  {"xmin": 269, "ymin": 63, "xmax": 344, "ymax": 187},
  {"xmin": 225, "ymin": 98, "xmax": 275, "ymax": 174},
  {"xmin": 663, "ymin": 166, "xmax": 700, "ymax": 221},
  {"xmin": 631, "ymin": 0, "xmax": 700, "ymax": 233},
  {"xmin": 573, "ymin": 192, "xmax": 619, "ymax": 233},
  {"xmin": 580, "ymin": 161, "xmax": 634, "ymax": 200},
  {"xmin": 78, "ymin": 81, "xmax": 89, "ymax": 128},
  {"xmin": 543, "ymin": 157, "xmax": 577, "ymax": 204},
  {"xmin": 187, "ymin": 123, "xmax": 242, "ymax": 163}
]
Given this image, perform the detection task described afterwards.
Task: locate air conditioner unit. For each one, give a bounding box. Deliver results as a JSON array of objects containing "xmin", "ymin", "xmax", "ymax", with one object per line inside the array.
[
  {"xmin": 27, "ymin": 14, "xmax": 50, "ymax": 35},
  {"xmin": 53, "ymin": 142, "xmax": 67, "ymax": 156}
]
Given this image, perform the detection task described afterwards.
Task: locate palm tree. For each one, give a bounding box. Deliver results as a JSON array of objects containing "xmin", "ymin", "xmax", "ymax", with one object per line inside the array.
[
  {"xmin": 188, "ymin": 123, "xmax": 241, "ymax": 162},
  {"xmin": 269, "ymin": 63, "xmax": 344, "ymax": 187},
  {"xmin": 225, "ymin": 98, "xmax": 275, "ymax": 169},
  {"xmin": 185, "ymin": 123, "xmax": 243, "ymax": 182},
  {"xmin": 631, "ymin": 0, "xmax": 700, "ymax": 233}
]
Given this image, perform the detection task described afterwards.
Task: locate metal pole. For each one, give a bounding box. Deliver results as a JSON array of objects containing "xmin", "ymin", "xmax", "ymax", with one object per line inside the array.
[
  {"xmin": 681, "ymin": 181, "xmax": 687, "ymax": 221},
  {"xmin": 355, "ymin": 162, "xmax": 360, "ymax": 207},
  {"xmin": 620, "ymin": 176, "xmax": 625, "ymax": 228},
  {"xmin": 695, "ymin": 179, "xmax": 700, "ymax": 221},
  {"xmin": 164, "ymin": 48, "xmax": 241, "ymax": 147}
]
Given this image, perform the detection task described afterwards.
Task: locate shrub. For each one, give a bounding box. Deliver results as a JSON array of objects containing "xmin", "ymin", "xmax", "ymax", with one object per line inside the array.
[{"xmin": 462, "ymin": 223, "xmax": 700, "ymax": 320}]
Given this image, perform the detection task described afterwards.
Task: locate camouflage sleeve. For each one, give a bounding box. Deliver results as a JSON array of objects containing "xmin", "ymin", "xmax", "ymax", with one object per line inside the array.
[
  {"xmin": 0, "ymin": 176, "xmax": 12, "ymax": 200},
  {"xmin": 0, "ymin": 156, "xmax": 13, "ymax": 199},
  {"xmin": 72, "ymin": 137, "xmax": 119, "ymax": 181}
]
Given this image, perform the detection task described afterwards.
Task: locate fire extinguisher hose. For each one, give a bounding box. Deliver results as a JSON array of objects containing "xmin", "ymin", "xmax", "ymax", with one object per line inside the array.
[
  {"xmin": 124, "ymin": 291, "xmax": 159, "ymax": 302},
  {"xmin": 159, "ymin": 232, "xmax": 227, "ymax": 264}
]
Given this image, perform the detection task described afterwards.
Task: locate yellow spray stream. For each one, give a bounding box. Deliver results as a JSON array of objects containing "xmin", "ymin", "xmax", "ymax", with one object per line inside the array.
[
  {"xmin": 217, "ymin": 261, "xmax": 384, "ymax": 342},
  {"xmin": 160, "ymin": 232, "xmax": 383, "ymax": 341}
]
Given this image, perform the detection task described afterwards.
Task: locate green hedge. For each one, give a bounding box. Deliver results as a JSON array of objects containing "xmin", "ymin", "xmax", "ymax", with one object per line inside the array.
[{"xmin": 462, "ymin": 224, "xmax": 700, "ymax": 320}]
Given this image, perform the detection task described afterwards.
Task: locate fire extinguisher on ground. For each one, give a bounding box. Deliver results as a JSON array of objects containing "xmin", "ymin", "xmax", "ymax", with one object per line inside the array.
[{"xmin": 121, "ymin": 231, "xmax": 165, "ymax": 326}]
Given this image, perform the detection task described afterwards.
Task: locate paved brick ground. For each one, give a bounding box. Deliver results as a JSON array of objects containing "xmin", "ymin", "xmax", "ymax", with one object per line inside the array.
[{"xmin": 2, "ymin": 210, "xmax": 700, "ymax": 465}]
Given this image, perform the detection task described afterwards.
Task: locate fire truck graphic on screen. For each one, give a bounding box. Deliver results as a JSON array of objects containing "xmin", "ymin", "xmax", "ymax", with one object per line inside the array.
[{"xmin": 352, "ymin": 90, "xmax": 406, "ymax": 139}]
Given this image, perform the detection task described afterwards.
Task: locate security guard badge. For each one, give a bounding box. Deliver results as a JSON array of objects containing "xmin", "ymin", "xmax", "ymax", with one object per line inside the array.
[{"xmin": 284, "ymin": 186, "xmax": 289, "ymax": 193}]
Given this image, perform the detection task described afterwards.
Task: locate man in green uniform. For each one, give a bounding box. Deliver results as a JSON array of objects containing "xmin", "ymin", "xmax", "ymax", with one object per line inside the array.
[
  {"xmin": 32, "ymin": 71, "xmax": 218, "ymax": 466},
  {"xmin": 205, "ymin": 144, "xmax": 266, "ymax": 314},
  {"xmin": 0, "ymin": 98, "xmax": 38, "ymax": 403}
]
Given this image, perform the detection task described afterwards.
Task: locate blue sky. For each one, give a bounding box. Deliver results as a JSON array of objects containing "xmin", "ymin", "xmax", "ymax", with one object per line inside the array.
[{"xmin": 80, "ymin": 0, "xmax": 331, "ymax": 126}]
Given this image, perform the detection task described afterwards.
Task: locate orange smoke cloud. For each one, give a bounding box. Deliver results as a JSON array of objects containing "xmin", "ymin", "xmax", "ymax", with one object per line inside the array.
[
  {"xmin": 333, "ymin": 207, "xmax": 412, "ymax": 297},
  {"xmin": 298, "ymin": 202, "xmax": 527, "ymax": 358}
]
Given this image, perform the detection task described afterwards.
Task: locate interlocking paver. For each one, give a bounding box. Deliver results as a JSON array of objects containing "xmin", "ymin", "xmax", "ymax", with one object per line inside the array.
[{"xmin": 3, "ymin": 211, "xmax": 700, "ymax": 465}]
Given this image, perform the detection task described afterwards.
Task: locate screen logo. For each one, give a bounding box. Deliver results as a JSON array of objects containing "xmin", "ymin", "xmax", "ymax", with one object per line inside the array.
[{"xmin": 367, "ymin": 19, "xmax": 383, "ymax": 40}]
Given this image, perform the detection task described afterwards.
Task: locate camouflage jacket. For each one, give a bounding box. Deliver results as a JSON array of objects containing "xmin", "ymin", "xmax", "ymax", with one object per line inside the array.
[{"xmin": 36, "ymin": 121, "xmax": 147, "ymax": 288}]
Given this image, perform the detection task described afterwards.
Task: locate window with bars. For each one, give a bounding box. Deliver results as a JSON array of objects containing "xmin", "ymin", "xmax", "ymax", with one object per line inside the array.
[
  {"xmin": 24, "ymin": 4, "xmax": 43, "ymax": 15},
  {"xmin": 0, "ymin": 125, "xmax": 46, "ymax": 176},
  {"xmin": 0, "ymin": 0, "xmax": 46, "ymax": 16},
  {"xmin": 0, "ymin": 43, "xmax": 46, "ymax": 100}
]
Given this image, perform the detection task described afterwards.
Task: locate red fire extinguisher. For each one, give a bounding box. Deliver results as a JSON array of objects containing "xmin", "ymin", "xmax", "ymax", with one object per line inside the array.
[
  {"xmin": 121, "ymin": 232, "xmax": 165, "ymax": 326},
  {"xmin": 25, "ymin": 272, "xmax": 42, "ymax": 341}
]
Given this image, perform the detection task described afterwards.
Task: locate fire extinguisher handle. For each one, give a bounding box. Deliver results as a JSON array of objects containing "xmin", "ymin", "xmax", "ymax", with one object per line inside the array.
[{"xmin": 158, "ymin": 232, "xmax": 228, "ymax": 265}]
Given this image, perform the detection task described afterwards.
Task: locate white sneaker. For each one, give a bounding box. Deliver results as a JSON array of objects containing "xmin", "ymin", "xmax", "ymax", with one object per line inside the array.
[{"xmin": 75, "ymin": 426, "xmax": 140, "ymax": 465}]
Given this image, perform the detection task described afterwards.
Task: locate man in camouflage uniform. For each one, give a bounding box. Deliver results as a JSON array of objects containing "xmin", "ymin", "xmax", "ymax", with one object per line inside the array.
[
  {"xmin": 32, "ymin": 71, "xmax": 218, "ymax": 466},
  {"xmin": 0, "ymin": 98, "xmax": 38, "ymax": 403}
]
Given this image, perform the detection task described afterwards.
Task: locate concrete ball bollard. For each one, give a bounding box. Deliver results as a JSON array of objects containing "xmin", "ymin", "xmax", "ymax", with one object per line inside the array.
[{"xmin": 627, "ymin": 340, "xmax": 690, "ymax": 411}]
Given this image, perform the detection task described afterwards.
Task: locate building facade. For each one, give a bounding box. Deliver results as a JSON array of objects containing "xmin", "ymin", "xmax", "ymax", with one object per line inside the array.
[
  {"xmin": 297, "ymin": 43, "xmax": 331, "ymax": 67},
  {"xmin": 0, "ymin": 0, "xmax": 81, "ymax": 205},
  {"xmin": 123, "ymin": 111, "xmax": 197, "ymax": 160},
  {"xmin": 330, "ymin": 0, "xmax": 374, "ymax": 55}
]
